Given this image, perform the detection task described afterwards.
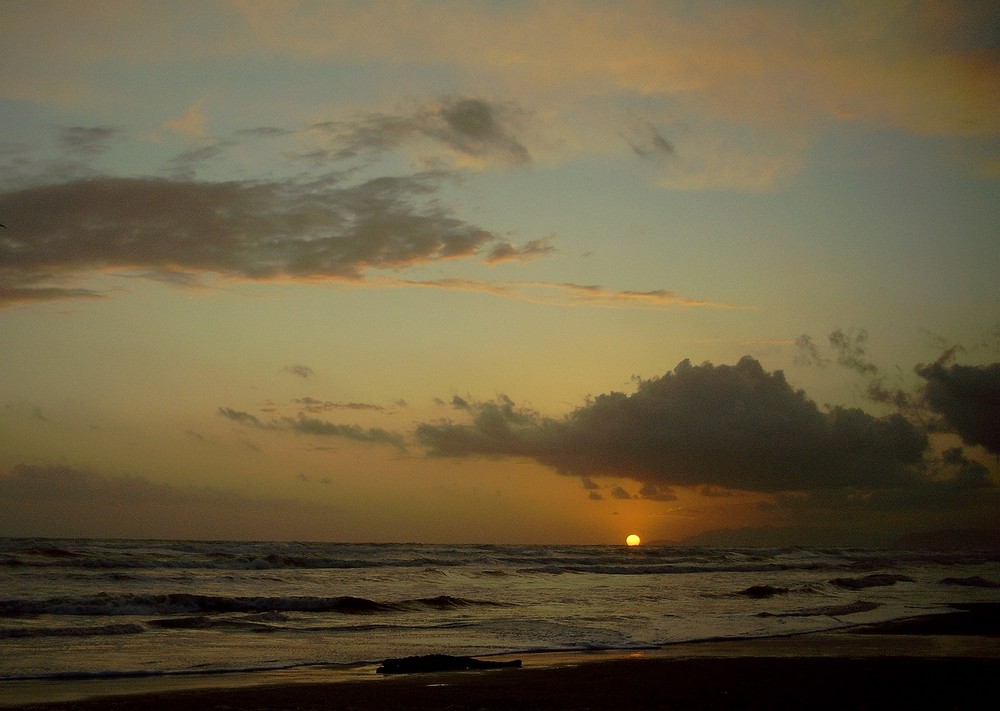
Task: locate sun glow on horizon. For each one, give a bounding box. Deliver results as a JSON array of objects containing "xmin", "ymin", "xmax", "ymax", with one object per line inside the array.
[{"xmin": 625, "ymin": 534, "xmax": 641, "ymax": 546}]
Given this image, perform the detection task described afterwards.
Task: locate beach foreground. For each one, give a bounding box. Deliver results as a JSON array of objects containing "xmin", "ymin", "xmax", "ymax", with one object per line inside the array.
[
  {"xmin": 9, "ymin": 655, "xmax": 997, "ymax": 711},
  {"xmin": 7, "ymin": 605, "xmax": 1000, "ymax": 711}
]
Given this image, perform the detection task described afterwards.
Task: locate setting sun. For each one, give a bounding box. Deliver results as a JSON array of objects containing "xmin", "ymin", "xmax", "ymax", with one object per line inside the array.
[{"xmin": 626, "ymin": 534, "xmax": 641, "ymax": 547}]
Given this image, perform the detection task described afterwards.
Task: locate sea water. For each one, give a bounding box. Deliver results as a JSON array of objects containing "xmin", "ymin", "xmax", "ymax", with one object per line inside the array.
[{"xmin": 1, "ymin": 539, "xmax": 998, "ymax": 690}]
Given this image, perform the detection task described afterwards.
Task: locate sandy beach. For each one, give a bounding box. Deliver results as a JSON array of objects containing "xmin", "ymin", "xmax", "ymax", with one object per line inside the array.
[{"xmin": 5, "ymin": 604, "xmax": 999, "ymax": 711}]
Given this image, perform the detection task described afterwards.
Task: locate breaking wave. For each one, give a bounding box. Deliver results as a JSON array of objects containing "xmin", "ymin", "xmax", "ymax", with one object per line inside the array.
[{"xmin": 0, "ymin": 593, "xmax": 504, "ymax": 618}]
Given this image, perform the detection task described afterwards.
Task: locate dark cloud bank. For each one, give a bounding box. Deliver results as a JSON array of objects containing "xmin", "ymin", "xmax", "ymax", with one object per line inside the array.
[
  {"xmin": 418, "ymin": 357, "xmax": 932, "ymax": 492},
  {"xmin": 417, "ymin": 355, "xmax": 999, "ymax": 531},
  {"xmin": 918, "ymin": 361, "xmax": 1000, "ymax": 455}
]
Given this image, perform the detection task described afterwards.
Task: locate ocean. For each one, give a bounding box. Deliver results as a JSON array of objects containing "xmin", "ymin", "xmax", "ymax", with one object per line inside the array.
[{"xmin": 1, "ymin": 538, "xmax": 999, "ymax": 700}]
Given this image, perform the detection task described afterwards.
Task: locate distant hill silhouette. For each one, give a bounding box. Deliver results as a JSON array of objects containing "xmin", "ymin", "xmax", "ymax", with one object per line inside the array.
[
  {"xmin": 665, "ymin": 526, "xmax": 1000, "ymax": 550},
  {"xmin": 674, "ymin": 525, "xmax": 877, "ymax": 548},
  {"xmin": 891, "ymin": 528, "xmax": 1000, "ymax": 551}
]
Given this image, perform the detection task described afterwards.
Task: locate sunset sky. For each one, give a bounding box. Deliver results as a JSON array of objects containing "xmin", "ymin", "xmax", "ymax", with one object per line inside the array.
[{"xmin": 1, "ymin": 1, "xmax": 998, "ymax": 545}]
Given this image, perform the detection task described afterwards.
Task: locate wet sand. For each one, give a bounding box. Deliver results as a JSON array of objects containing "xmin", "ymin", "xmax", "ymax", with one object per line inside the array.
[{"xmin": 6, "ymin": 604, "xmax": 999, "ymax": 711}]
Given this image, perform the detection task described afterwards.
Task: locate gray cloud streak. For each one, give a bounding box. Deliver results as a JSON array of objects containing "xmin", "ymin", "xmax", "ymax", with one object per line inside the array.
[
  {"xmin": 218, "ymin": 407, "xmax": 274, "ymax": 430},
  {"xmin": 284, "ymin": 414, "xmax": 406, "ymax": 450},
  {"xmin": 219, "ymin": 407, "xmax": 405, "ymax": 450},
  {"xmin": 0, "ymin": 171, "xmax": 518, "ymax": 305},
  {"xmin": 58, "ymin": 126, "xmax": 122, "ymax": 159},
  {"xmin": 294, "ymin": 397, "xmax": 385, "ymax": 413}
]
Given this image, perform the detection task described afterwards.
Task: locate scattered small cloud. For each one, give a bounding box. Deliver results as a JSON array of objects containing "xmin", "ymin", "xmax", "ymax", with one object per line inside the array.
[
  {"xmin": 284, "ymin": 365, "xmax": 315, "ymax": 379},
  {"xmin": 484, "ymin": 238, "xmax": 554, "ymax": 263},
  {"xmin": 294, "ymin": 397, "xmax": 385, "ymax": 413},
  {"xmin": 701, "ymin": 485, "xmax": 735, "ymax": 498},
  {"xmin": 621, "ymin": 119, "xmax": 675, "ymax": 160},
  {"xmin": 828, "ymin": 328, "xmax": 879, "ymax": 376},
  {"xmin": 218, "ymin": 407, "xmax": 273, "ymax": 430},
  {"xmin": 610, "ymin": 486, "xmax": 633, "ymax": 500},
  {"xmin": 164, "ymin": 99, "xmax": 209, "ymax": 139},
  {"xmin": 793, "ymin": 334, "xmax": 829, "ymax": 368},
  {"xmin": 284, "ymin": 414, "xmax": 407, "ymax": 450},
  {"xmin": 239, "ymin": 438, "xmax": 261, "ymax": 452},
  {"xmin": 167, "ymin": 139, "xmax": 237, "ymax": 178},
  {"xmin": 235, "ymin": 126, "xmax": 293, "ymax": 139},
  {"xmin": 434, "ymin": 97, "xmax": 531, "ymax": 165},
  {"xmin": 638, "ymin": 482, "xmax": 677, "ymax": 501},
  {"xmin": 313, "ymin": 96, "xmax": 531, "ymax": 166},
  {"xmin": 58, "ymin": 126, "xmax": 121, "ymax": 159},
  {"xmin": 4, "ymin": 400, "xmax": 47, "ymax": 423}
]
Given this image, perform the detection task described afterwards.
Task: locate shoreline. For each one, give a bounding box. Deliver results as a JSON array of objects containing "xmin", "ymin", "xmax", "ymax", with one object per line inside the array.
[{"xmin": 4, "ymin": 604, "xmax": 999, "ymax": 710}]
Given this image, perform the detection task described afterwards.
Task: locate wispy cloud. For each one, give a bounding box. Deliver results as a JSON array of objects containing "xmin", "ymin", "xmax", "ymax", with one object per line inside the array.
[
  {"xmin": 309, "ymin": 96, "xmax": 531, "ymax": 167},
  {"xmin": 58, "ymin": 126, "xmax": 121, "ymax": 159},
  {"xmin": 620, "ymin": 119, "xmax": 674, "ymax": 160},
  {"xmin": 5, "ymin": 3, "xmax": 996, "ymax": 186},
  {"xmin": 387, "ymin": 277, "xmax": 744, "ymax": 310},
  {"xmin": 294, "ymin": 397, "xmax": 385, "ymax": 413},
  {"xmin": 164, "ymin": 99, "xmax": 209, "ymax": 139},
  {"xmin": 218, "ymin": 407, "xmax": 275, "ymax": 430},
  {"xmin": 796, "ymin": 328, "xmax": 1000, "ymax": 454},
  {"xmin": 484, "ymin": 238, "xmax": 554, "ymax": 263},
  {"xmin": 219, "ymin": 406, "xmax": 406, "ymax": 451},
  {"xmin": 283, "ymin": 414, "xmax": 406, "ymax": 450}
]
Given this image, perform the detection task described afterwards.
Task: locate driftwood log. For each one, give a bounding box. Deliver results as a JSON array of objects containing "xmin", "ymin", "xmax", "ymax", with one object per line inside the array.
[{"xmin": 376, "ymin": 654, "xmax": 523, "ymax": 674}]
